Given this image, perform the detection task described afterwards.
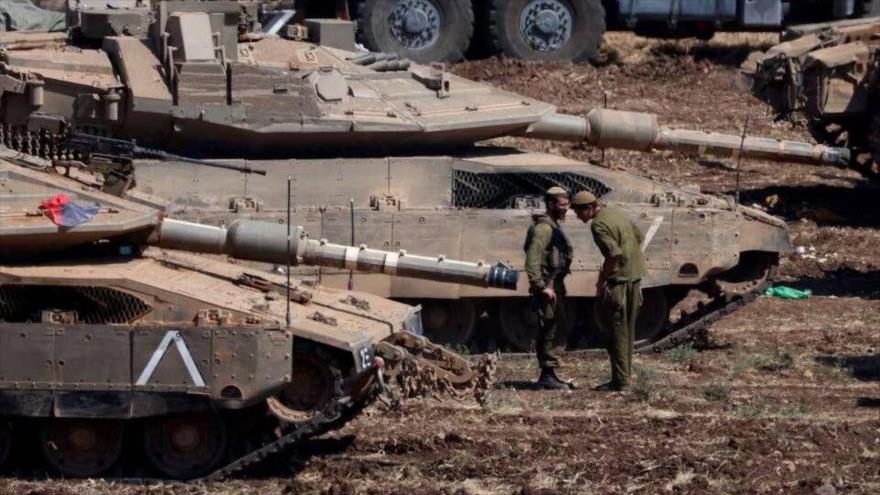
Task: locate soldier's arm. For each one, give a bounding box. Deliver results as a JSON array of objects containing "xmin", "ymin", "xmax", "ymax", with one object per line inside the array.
[
  {"xmin": 525, "ymin": 223, "xmax": 552, "ymax": 291},
  {"xmin": 632, "ymin": 221, "xmax": 644, "ymax": 247},
  {"xmin": 591, "ymin": 221, "xmax": 622, "ymax": 283}
]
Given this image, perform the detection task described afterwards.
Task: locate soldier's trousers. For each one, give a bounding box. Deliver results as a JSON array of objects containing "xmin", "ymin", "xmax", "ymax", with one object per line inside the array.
[
  {"xmin": 596, "ymin": 280, "xmax": 642, "ymax": 387},
  {"xmin": 533, "ymin": 281, "xmax": 567, "ymax": 369}
]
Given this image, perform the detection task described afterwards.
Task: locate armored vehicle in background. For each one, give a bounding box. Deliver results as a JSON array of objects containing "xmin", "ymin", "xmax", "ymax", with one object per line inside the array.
[
  {"xmin": 743, "ymin": 16, "xmax": 880, "ymax": 180},
  {"xmin": 0, "ymin": 0, "xmax": 818, "ymax": 350},
  {"xmin": 0, "ymin": 150, "xmax": 513, "ymax": 479}
]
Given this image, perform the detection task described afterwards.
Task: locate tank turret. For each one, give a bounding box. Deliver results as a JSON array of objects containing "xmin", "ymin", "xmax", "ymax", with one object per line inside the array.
[
  {"xmin": 0, "ymin": 159, "xmax": 518, "ymax": 291},
  {"xmin": 0, "ymin": 0, "xmax": 849, "ymax": 169},
  {"xmin": 742, "ymin": 17, "xmax": 880, "ymax": 178}
]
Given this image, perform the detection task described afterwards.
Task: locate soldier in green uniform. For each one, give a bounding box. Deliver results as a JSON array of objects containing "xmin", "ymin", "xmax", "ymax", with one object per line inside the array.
[
  {"xmin": 570, "ymin": 191, "xmax": 647, "ymax": 391},
  {"xmin": 524, "ymin": 186, "xmax": 576, "ymax": 390}
]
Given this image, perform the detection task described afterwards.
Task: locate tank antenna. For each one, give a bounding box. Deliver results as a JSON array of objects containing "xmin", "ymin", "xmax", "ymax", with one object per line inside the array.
[
  {"xmin": 600, "ymin": 91, "xmax": 608, "ymax": 166},
  {"xmin": 735, "ymin": 113, "xmax": 750, "ymax": 205},
  {"xmin": 348, "ymin": 198, "xmax": 355, "ymax": 291},
  {"xmin": 286, "ymin": 175, "xmax": 292, "ymax": 327}
]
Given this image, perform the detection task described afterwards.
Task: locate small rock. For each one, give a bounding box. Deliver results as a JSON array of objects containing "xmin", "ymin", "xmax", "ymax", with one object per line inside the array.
[{"xmin": 815, "ymin": 481, "xmax": 836, "ymax": 495}]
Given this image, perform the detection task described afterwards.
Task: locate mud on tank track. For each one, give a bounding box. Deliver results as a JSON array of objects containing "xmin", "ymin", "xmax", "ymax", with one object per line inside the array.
[{"xmin": 3, "ymin": 33, "xmax": 879, "ymax": 494}]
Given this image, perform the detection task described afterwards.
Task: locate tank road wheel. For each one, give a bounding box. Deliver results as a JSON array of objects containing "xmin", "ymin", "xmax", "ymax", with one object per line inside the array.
[
  {"xmin": 143, "ymin": 413, "xmax": 228, "ymax": 480},
  {"xmin": 634, "ymin": 288, "xmax": 670, "ymax": 346},
  {"xmin": 488, "ymin": 0, "xmax": 606, "ymax": 62},
  {"xmin": 418, "ymin": 299, "xmax": 476, "ymax": 346},
  {"xmin": 0, "ymin": 421, "xmax": 13, "ymax": 468},
  {"xmin": 267, "ymin": 353, "xmax": 337, "ymax": 422},
  {"xmin": 497, "ymin": 297, "xmax": 576, "ymax": 351},
  {"xmin": 355, "ymin": 0, "xmax": 475, "ymax": 62},
  {"xmin": 40, "ymin": 419, "xmax": 124, "ymax": 477}
]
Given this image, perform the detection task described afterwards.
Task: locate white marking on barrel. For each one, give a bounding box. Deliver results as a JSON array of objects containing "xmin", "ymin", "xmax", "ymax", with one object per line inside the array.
[
  {"xmin": 136, "ymin": 330, "xmax": 206, "ymax": 387},
  {"xmin": 641, "ymin": 216, "xmax": 664, "ymax": 252},
  {"xmin": 384, "ymin": 252, "xmax": 400, "ymax": 275},
  {"xmin": 344, "ymin": 246, "xmax": 360, "ymax": 270}
]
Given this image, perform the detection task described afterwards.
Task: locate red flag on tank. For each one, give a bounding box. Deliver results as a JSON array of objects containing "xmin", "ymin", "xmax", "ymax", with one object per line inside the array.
[{"xmin": 39, "ymin": 194, "xmax": 100, "ymax": 227}]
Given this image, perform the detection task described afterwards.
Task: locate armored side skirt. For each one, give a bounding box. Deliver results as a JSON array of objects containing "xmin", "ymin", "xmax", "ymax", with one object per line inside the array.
[{"xmin": 0, "ymin": 324, "xmax": 294, "ymax": 418}]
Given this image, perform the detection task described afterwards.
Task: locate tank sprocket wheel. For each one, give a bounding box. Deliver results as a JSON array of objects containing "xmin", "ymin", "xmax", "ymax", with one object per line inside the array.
[
  {"xmin": 0, "ymin": 421, "xmax": 12, "ymax": 467},
  {"xmin": 416, "ymin": 299, "xmax": 477, "ymax": 346},
  {"xmin": 40, "ymin": 419, "xmax": 123, "ymax": 477},
  {"xmin": 355, "ymin": 0, "xmax": 474, "ymax": 62},
  {"xmin": 488, "ymin": 0, "xmax": 606, "ymax": 62},
  {"xmin": 143, "ymin": 412, "xmax": 228, "ymax": 480},
  {"xmin": 267, "ymin": 353, "xmax": 338, "ymax": 423}
]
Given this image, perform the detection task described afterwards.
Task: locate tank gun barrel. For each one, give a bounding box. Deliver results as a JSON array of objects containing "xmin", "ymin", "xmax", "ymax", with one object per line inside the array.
[
  {"xmin": 153, "ymin": 219, "xmax": 519, "ymax": 290},
  {"xmin": 518, "ymin": 109, "xmax": 850, "ymax": 167}
]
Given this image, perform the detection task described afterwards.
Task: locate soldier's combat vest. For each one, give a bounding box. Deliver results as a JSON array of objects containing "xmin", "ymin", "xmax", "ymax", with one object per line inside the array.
[{"xmin": 524, "ymin": 214, "xmax": 573, "ymax": 287}]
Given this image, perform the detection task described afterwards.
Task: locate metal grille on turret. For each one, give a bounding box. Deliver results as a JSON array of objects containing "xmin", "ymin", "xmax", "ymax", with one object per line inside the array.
[
  {"xmin": 0, "ymin": 285, "xmax": 151, "ymax": 324},
  {"xmin": 451, "ymin": 171, "xmax": 611, "ymax": 208}
]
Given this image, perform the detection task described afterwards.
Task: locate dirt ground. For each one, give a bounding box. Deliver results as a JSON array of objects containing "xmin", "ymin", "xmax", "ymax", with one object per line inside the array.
[{"xmin": 4, "ymin": 33, "xmax": 879, "ymax": 494}]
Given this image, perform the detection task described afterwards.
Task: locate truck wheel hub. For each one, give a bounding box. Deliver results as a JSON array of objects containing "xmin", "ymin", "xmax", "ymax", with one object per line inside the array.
[
  {"xmin": 520, "ymin": 0, "xmax": 573, "ymax": 51},
  {"xmin": 388, "ymin": 0, "xmax": 442, "ymax": 49}
]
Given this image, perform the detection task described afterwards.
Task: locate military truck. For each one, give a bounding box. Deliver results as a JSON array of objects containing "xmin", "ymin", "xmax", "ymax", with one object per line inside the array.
[
  {"xmin": 292, "ymin": 0, "xmax": 880, "ymax": 63},
  {"xmin": 742, "ymin": 15, "xmax": 880, "ymax": 180},
  {"xmin": 0, "ymin": 149, "xmax": 515, "ymax": 479},
  {"xmin": 0, "ymin": 0, "xmax": 827, "ymax": 350}
]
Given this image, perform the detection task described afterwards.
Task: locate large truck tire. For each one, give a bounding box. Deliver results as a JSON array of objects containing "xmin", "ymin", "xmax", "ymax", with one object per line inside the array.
[
  {"xmin": 354, "ymin": 0, "xmax": 475, "ymax": 63},
  {"xmin": 488, "ymin": 0, "xmax": 605, "ymax": 62},
  {"xmin": 859, "ymin": 0, "xmax": 880, "ymax": 16}
]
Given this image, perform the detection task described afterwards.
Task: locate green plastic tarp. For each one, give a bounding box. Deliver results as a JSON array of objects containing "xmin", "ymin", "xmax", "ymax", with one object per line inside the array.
[
  {"xmin": 0, "ymin": 0, "xmax": 65, "ymax": 32},
  {"xmin": 763, "ymin": 286, "xmax": 812, "ymax": 300}
]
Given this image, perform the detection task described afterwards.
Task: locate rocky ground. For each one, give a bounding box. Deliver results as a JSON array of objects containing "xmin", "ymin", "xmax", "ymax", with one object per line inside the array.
[{"xmin": 4, "ymin": 33, "xmax": 879, "ymax": 494}]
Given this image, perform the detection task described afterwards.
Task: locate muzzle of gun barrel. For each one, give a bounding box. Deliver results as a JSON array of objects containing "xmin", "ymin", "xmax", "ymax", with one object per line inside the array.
[{"xmin": 487, "ymin": 263, "xmax": 519, "ymax": 290}]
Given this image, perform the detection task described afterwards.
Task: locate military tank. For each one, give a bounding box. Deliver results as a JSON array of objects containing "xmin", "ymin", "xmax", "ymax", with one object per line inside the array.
[
  {"xmin": 742, "ymin": 16, "xmax": 880, "ymax": 180},
  {"xmin": 0, "ymin": 0, "xmax": 820, "ymax": 350},
  {"xmin": 0, "ymin": 148, "xmax": 516, "ymax": 479}
]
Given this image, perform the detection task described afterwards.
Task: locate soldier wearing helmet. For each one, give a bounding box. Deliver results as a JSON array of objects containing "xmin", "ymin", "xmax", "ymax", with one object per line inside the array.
[
  {"xmin": 523, "ymin": 186, "xmax": 576, "ymax": 390},
  {"xmin": 570, "ymin": 190, "xmax": 646, "ymax": 391}
]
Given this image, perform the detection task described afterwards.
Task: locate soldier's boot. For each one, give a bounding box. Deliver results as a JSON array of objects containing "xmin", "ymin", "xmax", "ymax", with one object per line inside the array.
[
  {"xmin": 538, "ymin": 368, "xmax": 577, "ymax": 390},
  {"xmin": 593, "ymin": 381, "xmax": 629, "ymax": 392}
]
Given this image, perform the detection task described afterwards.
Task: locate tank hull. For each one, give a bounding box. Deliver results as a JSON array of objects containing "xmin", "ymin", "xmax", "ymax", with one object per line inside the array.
[{"xmin": 133, "ymin": 148, "xmax": 790, "ymax": 348}]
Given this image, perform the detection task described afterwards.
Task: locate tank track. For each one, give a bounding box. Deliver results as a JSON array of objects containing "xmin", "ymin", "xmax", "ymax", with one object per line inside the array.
[
  {"xmin": 204, "ymin": 359, "xmax": 374, "ymax": 481},
  {"xmin": 635, "ymin": 277, "xmax": 772, "ymax": 353}
]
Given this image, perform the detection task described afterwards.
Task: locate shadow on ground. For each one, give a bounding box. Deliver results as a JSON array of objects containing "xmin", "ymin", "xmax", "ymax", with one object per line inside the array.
[
  {"xmin": 788, "ymin": 268, "xmax": 880, "ymax": 299},
  {"xmin": 499, "ymin": 380, "xmax": 542, "ymax": 391},
  {"xmin": 815, "ymin": 355, "xmax": 880, "ymax": 381},
  {"xmin": 736, "ymin": 183, "xmax": 880, "ymax": 227},
  {"xmin": 651, "ymin": 40, "xmax": 775, "ymax": 67}
]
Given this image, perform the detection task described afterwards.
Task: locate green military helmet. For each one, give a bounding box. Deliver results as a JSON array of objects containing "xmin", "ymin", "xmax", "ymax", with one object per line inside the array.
[
  {"xmin": 571, "ymin": 190, "xmax": 597, "ymax": 207},
  {"xmin": 544, "ymin": 186, "xmax": 570, "ymax": 201}
]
